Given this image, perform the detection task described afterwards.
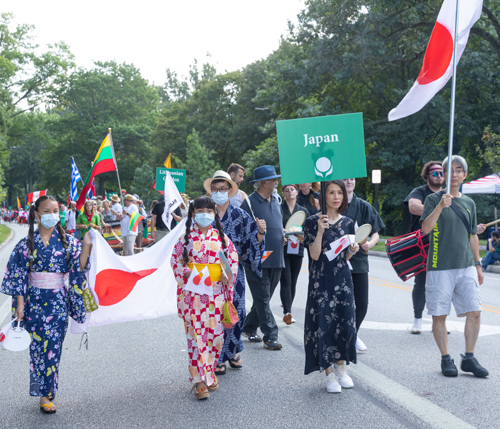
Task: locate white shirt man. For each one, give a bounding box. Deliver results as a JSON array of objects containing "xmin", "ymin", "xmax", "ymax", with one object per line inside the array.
[
  {"xmin": 66, "ymin": 203, "xmax": 77, "ymax": 233},
  {"xmin": 120, "ymin": 195, "xmax": 138, "ymax": 256},
  {"xmin": 111, "ymin": 195, "xmax": 122, "ymax": 221}
]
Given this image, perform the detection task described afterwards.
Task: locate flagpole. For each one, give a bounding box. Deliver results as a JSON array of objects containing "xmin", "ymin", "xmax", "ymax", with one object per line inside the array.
[
  {"xmin": 446, "ymin": 0, "xmax": 460, "ymax": 195},
  {"xmin": 108, "ymin": 128, "xmax": 124, "ymax": 204}
]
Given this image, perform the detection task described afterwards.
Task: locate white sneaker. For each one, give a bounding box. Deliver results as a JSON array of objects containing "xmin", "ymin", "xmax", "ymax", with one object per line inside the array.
[
  {"xmin": 333, "ymin": 363, "xmax": 354, "ymax": 388},
  {"xmin": 356, "ymin": 337, "xmax": 367, "ymax": 352},
  {"xmin": 411, "ymin": 318, "xmax": 422, "ymax": 334},
  {"xmin": 291, "ymin": 317, "xmax": 296, "ymax": 323},
  {"xmin": 325, "ymin": 372, "xmax": 342, "ymax": 393}
]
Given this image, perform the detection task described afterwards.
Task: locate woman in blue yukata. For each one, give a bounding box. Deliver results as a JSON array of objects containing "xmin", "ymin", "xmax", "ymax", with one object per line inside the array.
[
  {"xmin": 1, "ymin": 195, "xmax": 90, "ymax": 414},
  {"xmin": 204, "ymin": 171, "xmax": 266, "ymax": 374}
]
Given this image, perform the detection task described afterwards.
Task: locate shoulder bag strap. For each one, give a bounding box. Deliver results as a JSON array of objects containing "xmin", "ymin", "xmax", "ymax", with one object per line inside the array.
[{"xmin": 449, "ymin": 200, "xmax": 471, "ymax": 236}]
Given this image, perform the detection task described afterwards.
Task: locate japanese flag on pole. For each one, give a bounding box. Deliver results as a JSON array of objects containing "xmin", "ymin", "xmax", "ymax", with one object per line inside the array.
[
  {"xmin": 161, "ymin": 171, "xmax": 183, "ymax": 230},
  {"xmin": 84, "ymin": 220, "xmax": 186, "ymax": 328},
  {"xmin": 388, "ymin": 0, "xmax": 483, "ymax": 121}
]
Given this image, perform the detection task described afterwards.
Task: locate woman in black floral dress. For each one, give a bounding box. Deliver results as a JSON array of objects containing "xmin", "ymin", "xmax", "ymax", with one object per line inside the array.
[{"xmin": 303, "ymin": 180, "xmax": 359, "ymax": 393}]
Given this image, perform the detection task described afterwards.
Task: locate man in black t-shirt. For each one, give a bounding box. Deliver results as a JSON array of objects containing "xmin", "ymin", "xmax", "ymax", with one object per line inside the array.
[
  {"xmin": 151, "ymin": 201, "xmax": 181, "ymax": 243},
  {"xmin": 403, "ymin": 161, "xmax": 444, "ymax": 334}
]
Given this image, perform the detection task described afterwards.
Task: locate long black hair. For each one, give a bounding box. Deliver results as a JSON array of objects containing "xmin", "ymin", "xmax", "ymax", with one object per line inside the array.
[
  {"xmin": 28, "ymin": 195, "xmax": 70, "ymax": 271},
  {"xmin": 181, "ymin": 196, "xmax": 227, "ymax": 266}
]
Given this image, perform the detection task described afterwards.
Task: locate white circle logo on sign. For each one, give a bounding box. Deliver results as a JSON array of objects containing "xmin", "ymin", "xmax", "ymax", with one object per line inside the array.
[{"xmin": 315, "ymin": 157, "xmax": 333, "ymax": 178}]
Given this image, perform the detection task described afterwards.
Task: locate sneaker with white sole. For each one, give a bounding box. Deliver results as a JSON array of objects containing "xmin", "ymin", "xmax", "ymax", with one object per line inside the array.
[
  {"xmin": 333, "ymin": 363, "xmax": 354, "ymax": 388},
  {"xmin": 325, "ymin": 372, "xmax": 342, "ymax": 393},
  {"xmin": 411, "ymin": 318, "xmax": 422, "ymax": 334},
  {"xmin": 356, "ymin": 337, "xmax": 367, "ymax": 352}
]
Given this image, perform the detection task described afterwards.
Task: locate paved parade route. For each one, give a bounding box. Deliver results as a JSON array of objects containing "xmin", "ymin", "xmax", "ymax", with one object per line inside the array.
[{"xmin": 1, "ymin": 224, "xmax": 499, "ymax": 428}]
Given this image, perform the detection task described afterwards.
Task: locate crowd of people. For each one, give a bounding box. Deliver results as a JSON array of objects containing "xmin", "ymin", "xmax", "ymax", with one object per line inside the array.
[{"xmin": 0, "ymin": 156, "xmax": 496, "ymax": 412}]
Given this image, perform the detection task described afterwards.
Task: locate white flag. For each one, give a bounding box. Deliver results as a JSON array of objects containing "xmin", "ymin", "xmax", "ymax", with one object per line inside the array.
[{"xmin": 161, "ymin": 172, "xmax": 183, "ymax": 230}]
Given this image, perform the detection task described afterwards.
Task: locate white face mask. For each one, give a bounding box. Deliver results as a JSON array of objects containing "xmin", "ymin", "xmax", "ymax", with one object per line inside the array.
[
  {"xmin": 212, "ymin": 191, "xmax": 229, "ymax": 206},
  {"xmin": 37, "ymin": 212, "xmax": 60, "ymax": 229}
]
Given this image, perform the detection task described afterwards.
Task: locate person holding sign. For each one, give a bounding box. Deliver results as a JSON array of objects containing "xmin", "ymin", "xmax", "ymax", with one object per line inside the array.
[
  {"xmin": 342, "ymin": 178, "xmax": 385, "ymax": 352},
  {"xmin": 303, "ymin": 180, "xmax": 359, "ymax": 393},
  {"xmin": 171, "ymin": 196, "xmax": 239, "ymax": 399},
  {"xmin": 280, "ymin": 184, "xmax": 310, "ymax": 325},
  {"xmin": 204, "ymin": 170, "xmax": 265, "ymax": 374}
]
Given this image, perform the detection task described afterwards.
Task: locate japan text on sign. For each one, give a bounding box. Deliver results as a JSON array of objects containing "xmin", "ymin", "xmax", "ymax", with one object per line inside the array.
[
  {"xmin": 156, "ymin": 168, "xmax": 186, "ymax": 192},
  {"xmin": 276, "ymin": 113, "xmax": 367, "ymax": 185}
]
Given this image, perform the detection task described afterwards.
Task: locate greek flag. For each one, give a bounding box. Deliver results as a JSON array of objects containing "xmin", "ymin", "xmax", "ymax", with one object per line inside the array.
[{"xmin": 71, "ymin": 158, "xmax": 82, "ymax": 202}]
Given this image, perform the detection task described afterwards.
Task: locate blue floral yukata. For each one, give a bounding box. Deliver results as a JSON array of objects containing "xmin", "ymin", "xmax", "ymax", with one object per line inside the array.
[
  {"xmin": 1, "ymin": 228, "xmax": 86, "ymax": 397},
  {"xmin": 214, "ymin": 204, "xmax": 264, "ymax": 364},
  {"xmin": 303, "ymin": 215, "xmax": 357, "ymax": 375}
]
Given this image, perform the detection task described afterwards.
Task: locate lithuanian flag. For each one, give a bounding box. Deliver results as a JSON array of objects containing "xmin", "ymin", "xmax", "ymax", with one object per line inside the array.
[
  {"xmin": 128, "ymin": 211, "xmax": 144, "ymax": 233},
  {"xmin": 76, "ymin": 132, "xmax": 118, "ymax": 210}
]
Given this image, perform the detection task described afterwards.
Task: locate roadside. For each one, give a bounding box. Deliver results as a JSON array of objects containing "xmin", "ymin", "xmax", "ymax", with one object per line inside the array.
[{"xmin": 0, "ymin": 224, "xmax": 13, "ymax": 249}]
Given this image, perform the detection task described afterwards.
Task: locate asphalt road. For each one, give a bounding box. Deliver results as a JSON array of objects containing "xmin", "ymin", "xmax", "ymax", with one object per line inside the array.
[{"xmin": 0, "ymin": 223, "xmax": 499, "ymax": 429}]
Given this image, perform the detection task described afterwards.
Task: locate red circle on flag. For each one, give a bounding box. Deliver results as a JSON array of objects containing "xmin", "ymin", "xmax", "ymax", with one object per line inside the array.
[{"xmin": 417, "ymin": 22, "xmax": 453, "ymax": 85}]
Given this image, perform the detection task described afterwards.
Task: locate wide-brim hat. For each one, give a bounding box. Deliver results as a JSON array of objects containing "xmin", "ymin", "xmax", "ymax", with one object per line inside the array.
[
  {"xmin": 110, "ymin": 194, "xmax": 120, "ymax": 202},
  {"xmin": 250, "ymin": 165, "xmax": 281, "ymax": 183},
  {"xmin": 124, "ymin": 194, "xmax": 136, "ymax": 202},
  {"xmin": 203, "ymin": 171, "xmax": 238, "ymax": 197}
]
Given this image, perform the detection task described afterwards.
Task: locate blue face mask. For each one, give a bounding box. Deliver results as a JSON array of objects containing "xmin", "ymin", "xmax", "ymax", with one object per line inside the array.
[
  {"xmin": 38, "ymin": 212, "xmax": 60, "ymax": 229},
  {"xmin": 195, "ymin": 213, "xmax": 215, "ymax": 228},
  {"xmin": 212, "ymin": 191, "xmax": 229, "ymax": 206}
]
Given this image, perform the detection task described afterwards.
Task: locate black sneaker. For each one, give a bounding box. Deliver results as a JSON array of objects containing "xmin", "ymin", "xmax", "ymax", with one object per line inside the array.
[
  {"xmin": 441, "ymin": 357, "xmax": 458, "ymax": 377},
  {"xmin": 263, "ymin": 340, "xmax": 282, "ymax": 350},
  {"xmin": 460, "ymin": 355, "xmax": 489, "ymax": 378},
  {"xmin": 242, "ymin": 332, "xmax": 262, "ymax": 343}
]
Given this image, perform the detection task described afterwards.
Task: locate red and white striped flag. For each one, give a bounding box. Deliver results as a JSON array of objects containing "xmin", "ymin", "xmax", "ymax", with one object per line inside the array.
[
  {"xmin": 27, "ymin": 190, "xmax": 47, "ymax": 204},
  {"xmin": 388, "ymin": 0, "xmax": 483, "ymax": 121}
]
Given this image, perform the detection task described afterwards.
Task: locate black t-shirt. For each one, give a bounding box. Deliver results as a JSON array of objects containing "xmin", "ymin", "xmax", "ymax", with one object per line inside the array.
[
  {"xmin": 403, "ymin": 185, "xmax": 435, "ymax": 233},
  {"xmin": 152, "ymin": 202, "xmax": 167, "ymax": 230},
  {"xmin": 296, "ymin": 190, "xmax": 319, "ymax": 216}
]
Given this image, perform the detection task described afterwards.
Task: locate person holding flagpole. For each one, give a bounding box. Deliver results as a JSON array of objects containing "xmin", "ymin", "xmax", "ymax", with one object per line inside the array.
[
  {"xmin": 1, "ymin": 195, "xmax": 87, "ymax": 414},
  {"xmin": 171, "ymin": 196, "xmax": 239, "ymax": 400}
]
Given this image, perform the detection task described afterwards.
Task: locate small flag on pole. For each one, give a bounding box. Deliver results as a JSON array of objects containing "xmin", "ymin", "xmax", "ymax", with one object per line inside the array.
[
  {"xmin": 164, "ymin": 154, "xmax": 172, "ymax": 169},
  {"xmin": 27, "ymin": 190, "xmax": 47, "ymax": 204},
  {"xmin": 70, "ymin": 158, "xmax": 82, "ymax": 202},
  {"xmin": 17, "ymin": 196, "xmax": 21, "ymax": 210},
  {"xmin": 128, "ymin": 212, "xmax": 144, "ymax": 233}
]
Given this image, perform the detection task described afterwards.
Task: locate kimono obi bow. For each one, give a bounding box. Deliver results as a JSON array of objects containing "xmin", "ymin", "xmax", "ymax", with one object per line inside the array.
[
  {"xmin": 187, "ymin": 263, "xmax": 222, "ymax": 281},
  {"xmin": 30, "ymin": 272, "xmax": 69, "ymax": 289}
]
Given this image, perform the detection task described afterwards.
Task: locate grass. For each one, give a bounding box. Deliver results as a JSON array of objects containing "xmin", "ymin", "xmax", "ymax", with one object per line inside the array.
[
  {"xmin": 372, "ymin": 235, "xmax": 487, "ymax": 258},
  {"xmin": 0, "ymin": 225, "xmax": 11, "ymax": 246}
]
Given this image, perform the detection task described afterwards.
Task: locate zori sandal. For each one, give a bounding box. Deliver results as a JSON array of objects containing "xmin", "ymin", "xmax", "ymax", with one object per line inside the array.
[
  {"xmin": 40, "ymin": 403, "xmax": 57, "ymax": 414},
  {"xmin": 228, "ymin": 354, "xmax": 243, "ymax": 369},
  {"xmin": 215, "ymin": 363, "xmax": 226, "ymax": 375},
  {"xmin": 208, "ymin": 375, "xmax": 219, "ymax": 392},
  {"xmin": 191, "ymin": 384, "xmax": 210, "ymax": 400}
]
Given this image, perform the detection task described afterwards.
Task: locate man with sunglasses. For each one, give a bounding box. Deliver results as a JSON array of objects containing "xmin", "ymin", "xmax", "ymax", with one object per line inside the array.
[{"xmin": 404, "ymin": 161, "xmax": 444, "ymax": 334}]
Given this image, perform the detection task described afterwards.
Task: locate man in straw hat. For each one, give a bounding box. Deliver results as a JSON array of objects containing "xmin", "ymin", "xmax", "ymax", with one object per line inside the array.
[
  {"xmin": 240, "ymin": 165, "xmax": 284, "ymax": 350},
  {"xmin": 121, "ymin": 194, "xmax": 139, "ymax": 256}
]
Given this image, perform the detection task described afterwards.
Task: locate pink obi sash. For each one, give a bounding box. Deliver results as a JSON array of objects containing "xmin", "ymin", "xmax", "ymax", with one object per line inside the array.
[{"xmin": 30, "ymin": 272, "xmax": 69, "ymax": 289}]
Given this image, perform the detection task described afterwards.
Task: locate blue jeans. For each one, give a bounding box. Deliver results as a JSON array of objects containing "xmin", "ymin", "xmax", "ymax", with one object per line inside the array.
[{"xmin": 482, "ymin": 252, "xmax": 500, "ymax": 270}]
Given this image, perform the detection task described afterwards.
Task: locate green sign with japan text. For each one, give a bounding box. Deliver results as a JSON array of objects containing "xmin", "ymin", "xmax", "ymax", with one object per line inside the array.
[
  {"xmin": 276, "ymin": 113, "xmax": 367, "ymax": 185},
  {"xmin": 156, "ymin": 168, "xmax": 186, "ymax": 192}
]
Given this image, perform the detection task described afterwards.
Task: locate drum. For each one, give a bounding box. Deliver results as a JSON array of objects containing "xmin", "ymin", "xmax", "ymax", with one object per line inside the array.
[{"xmin": 385, "ymin": 229, "xmax": 429, "ymax": 282}]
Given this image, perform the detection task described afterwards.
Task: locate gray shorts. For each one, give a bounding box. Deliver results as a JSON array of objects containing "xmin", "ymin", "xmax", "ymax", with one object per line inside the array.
[{"xmin": 425, "ymin": 266, "xmax": 481, "ymax": 317}]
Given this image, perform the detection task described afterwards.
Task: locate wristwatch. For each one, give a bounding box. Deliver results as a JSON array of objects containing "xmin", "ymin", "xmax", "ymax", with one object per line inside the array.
[
  {"xmin": 258, "ymin": 230, "xmax": 266, "ymax": 236},
  {"xmin": 474, "ymin": 261, "xmax": 481, "ymax": 266}
]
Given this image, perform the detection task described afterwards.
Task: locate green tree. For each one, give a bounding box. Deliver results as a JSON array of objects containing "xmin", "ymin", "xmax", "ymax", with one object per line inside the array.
[
  {"xmin": 131, "ymin": 162, "xmax": 162, "ymax": 207},
  {"xmin": 176, "ymin": 129, "xmax": 219, "ymax": 197}
]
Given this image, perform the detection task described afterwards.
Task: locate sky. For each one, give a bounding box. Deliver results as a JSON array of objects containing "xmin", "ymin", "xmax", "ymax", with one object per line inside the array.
[{"xmin": 5, "ymin": 0, "xmax": 305, "ymax": 85}]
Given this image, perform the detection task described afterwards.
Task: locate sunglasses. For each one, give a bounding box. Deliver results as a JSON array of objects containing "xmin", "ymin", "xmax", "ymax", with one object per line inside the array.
[{"xmin": 431, "ymin": 171, "xmax": 443, "ymax": 177}]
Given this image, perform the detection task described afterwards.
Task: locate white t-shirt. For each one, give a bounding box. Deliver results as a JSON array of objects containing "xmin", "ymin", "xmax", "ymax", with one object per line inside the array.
[
  {"xmin": 121, "ymin": 203, "xmax": 138, "ymax": 237},
  {"xmin": 112, "ymin": 202, "xmax": 122, "ymax": 220},
  {"xmin": 66, "ymin": 210, "xmax": 77, "ymax": 231}
]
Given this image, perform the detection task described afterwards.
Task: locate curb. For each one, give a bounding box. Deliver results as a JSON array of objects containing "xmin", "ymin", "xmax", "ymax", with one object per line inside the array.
[
  {"xmin": 368, "ymin": 249, "xmax": 500, "ymax": 274},
  {"xmin": 0, "ymin": 228, "xmax": 14, "ymax": 251}
]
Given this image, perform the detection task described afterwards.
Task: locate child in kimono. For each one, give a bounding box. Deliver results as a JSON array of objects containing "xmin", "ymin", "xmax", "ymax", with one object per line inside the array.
[
  {"xmin": 171, "ymin": 196, "xmax": 238, "ymax": 400},
  {"xmin": 1, "ymin": 195, "xmax": 87, "ymax": 414}
]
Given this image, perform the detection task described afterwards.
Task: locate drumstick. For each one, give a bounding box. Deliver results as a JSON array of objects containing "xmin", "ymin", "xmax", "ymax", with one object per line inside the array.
[{"xmin": 484, "ymin": 219, "xmax": 500, "ymax": 228}]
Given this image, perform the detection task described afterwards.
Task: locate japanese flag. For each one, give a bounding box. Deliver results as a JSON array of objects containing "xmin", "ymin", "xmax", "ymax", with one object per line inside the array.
[{"xmin": 388, "ymin": 0, "xmax": 483, "ymax": 121}]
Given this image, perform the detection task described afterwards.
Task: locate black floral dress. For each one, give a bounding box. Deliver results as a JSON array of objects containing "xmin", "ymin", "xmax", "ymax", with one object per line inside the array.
[{"xmin": 303, "ymin": 215, "xmax": 357, "ymax": 375}]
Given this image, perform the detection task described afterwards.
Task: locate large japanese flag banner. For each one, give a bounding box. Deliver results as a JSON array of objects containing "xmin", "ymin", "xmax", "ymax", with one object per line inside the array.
[
  {"xmin": 388, "ymin": 0, "xmax": 483, "ymax": 121},
  {"xmin": 85, "ymin": 218, "xmax": 187, "ymax": 328}
]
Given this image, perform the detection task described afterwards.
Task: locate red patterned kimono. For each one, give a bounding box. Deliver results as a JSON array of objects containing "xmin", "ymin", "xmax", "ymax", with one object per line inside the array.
[{"xmin": 171, "ymin": 223, "xmax": 238, "ymax": 385}]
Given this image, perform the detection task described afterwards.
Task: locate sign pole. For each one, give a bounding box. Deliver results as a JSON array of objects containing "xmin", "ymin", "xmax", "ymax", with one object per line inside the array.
[
  {"xmin": 108, "ymin": 128, "xmax": 124, "ymax": 204},
  {"xmin": 445, "ymin": 0, "xmax": 460, "ymax": 195},
  {"xmin": 320, "ymin": 182, "xmax": 327, "ymax": 215}
]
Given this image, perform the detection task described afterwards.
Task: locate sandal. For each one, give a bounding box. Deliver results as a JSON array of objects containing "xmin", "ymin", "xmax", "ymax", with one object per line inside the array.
[
  {"xmin": 215, "ymin": 363, "xmax": 226, "ymax": 375},
  {"xmin": 40, "ymin": 403, "xmax": 57, "ymax": 414},
  {"xmin": 191, "ymin": 383, "xmax": 210, "ymax": 400},
  {"xmin": 228, "ymin": 354, "xmax": 243, "ymax": 369},
  {"xmin": 208, "ymin": 375, "xmax": 219, "ymax": 392}
]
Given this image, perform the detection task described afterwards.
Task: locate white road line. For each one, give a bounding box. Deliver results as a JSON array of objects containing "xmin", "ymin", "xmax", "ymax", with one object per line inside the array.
[{"xmin": 256, "ymin": 305, "xmax": 475, "ymax": 429}]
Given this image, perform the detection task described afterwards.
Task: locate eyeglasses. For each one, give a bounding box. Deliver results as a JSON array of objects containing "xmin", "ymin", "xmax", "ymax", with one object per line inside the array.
[
  {"xmin": 431, "ymin": 171, "xmax": 443, "ymax": 177},
  {"xmin": 211, "ymin": 187, "xmax": 230, "ymax": 193},
  {"xmin": 449, "ymin": 169, "xmax": 464, "ymax": 175}
]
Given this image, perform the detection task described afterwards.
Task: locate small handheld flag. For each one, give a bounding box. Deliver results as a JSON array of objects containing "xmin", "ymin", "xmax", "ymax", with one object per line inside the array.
[
  {"xmin": 128, "ymin": 211, "xmax": 144, "ymax": 233},
  {"xmin": 71, "ymin": 158, "xmax": 82, "ymax": 202}
]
